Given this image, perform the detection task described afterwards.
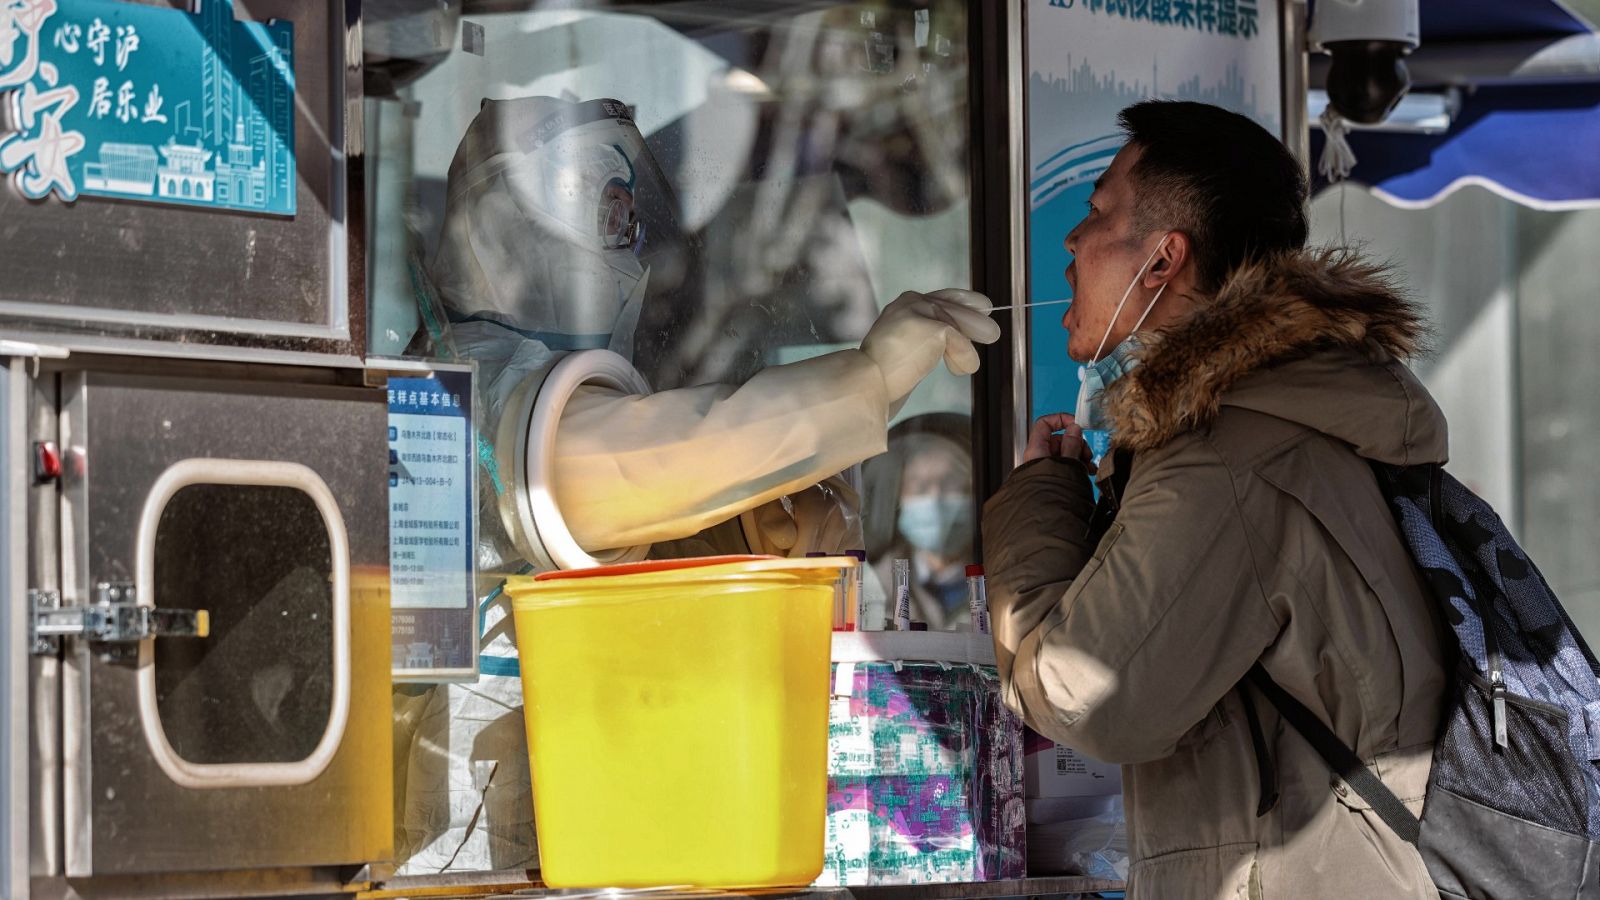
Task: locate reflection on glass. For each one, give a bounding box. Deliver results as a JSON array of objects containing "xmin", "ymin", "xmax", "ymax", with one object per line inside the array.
[
  {"xmin": 364, "ymin": 0, "xmax": 975, "ymax": 566},
  {"xmin": 152, "ymin": 485, "xmax": 334, "ymax": 765},
  {"xmin": 367, "ymin": 2, "xmax": 972, "ymax": 376},
  {"xmin": 863, "ymin": 413, "xmax": 976, "ymax": 631}
]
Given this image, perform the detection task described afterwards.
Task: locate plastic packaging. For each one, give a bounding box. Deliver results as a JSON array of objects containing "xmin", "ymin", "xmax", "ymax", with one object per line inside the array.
[
  {"xmin": 1027, "ymin": 795, "xmax": 1129, "ymax": 880},
  {"xmin": 818, "ymin": 659, "xmax": 1027, "ymax": 886},
  {"xmin": 506, "ymin": 555, "xmax": 853, "ymax": 889},
  {"xmin": 966, "ymin": 564, "xmax": 989, "ymax": 635}
]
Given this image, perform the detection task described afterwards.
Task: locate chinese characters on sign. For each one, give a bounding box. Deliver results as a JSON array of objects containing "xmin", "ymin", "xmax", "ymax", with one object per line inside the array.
[
  {"xmin": 388, "ymin": 371, "xmax": 476, "ymax": 679},
  {"xmin": 0, "ymin": 0, "xmax": 295, "ymax": 214},
  {"xmin": 1046, "ymin": 0, "xmax": 1260, "ymax": 38}
]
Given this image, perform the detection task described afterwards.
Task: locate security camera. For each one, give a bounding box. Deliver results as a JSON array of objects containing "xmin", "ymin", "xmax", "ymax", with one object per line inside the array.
[{"xmin": 1310, "ymin": 0, "xmax": 1420, "ymax": 125}]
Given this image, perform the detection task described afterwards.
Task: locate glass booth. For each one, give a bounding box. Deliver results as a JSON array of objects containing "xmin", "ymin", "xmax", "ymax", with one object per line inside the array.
[{"xmin": 363, "ymin": 0, "xmax": 996, "ymax": 634}]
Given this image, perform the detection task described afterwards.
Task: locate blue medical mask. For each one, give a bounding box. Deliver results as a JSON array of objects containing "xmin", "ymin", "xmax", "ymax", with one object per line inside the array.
[
  {"xmin": 1075, "ymin": 237, "xmax": 1170, "ymax": 432},
  {"xmin": 897, "ymin": 494, "xmax": 974, "ymax": 556},
  {"xmin": 1076, "ymin": 336, "xmax": 1146, "ymax": 432}
]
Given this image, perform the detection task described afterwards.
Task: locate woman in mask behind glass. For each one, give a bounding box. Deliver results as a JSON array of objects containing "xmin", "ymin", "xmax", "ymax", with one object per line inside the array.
[{"xmin": 864, "ymin": 414, "xmax": 976, "ymax": 631}]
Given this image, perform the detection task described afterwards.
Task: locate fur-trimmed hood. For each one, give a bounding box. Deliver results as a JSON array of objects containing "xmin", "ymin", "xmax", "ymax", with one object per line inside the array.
[{"xmin": 1103, "ymin": 248, "xmax": 1448, "ymax": 464}]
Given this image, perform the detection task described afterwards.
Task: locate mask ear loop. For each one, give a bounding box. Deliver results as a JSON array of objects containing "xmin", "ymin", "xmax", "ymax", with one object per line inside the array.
[
  {"xmin": 1088, "ymin": 236, "xmax": 1170, "ymax": 364},
  {"xmin": 1126, "ymin": 281, "xmax": 1168, "ymax": 338}
]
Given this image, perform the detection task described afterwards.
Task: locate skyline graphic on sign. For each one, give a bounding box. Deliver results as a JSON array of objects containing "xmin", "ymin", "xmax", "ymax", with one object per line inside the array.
[
  {"xmin": 1029, "ymin": 57, "xmax": 1275, "ymax": 211},
  {"xmin": 0, "ymin": 0, "xmax": 295, "ymax": 215}
]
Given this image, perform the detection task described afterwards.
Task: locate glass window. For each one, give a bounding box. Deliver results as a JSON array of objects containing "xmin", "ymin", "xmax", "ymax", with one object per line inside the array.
[
  {"xmin": 1309, "ymin": 185, "xmax": 1600, "ymax": 645},
  {"xmin": 152, "ymin": 484, "xmax": 335, "ymax": 765},
  {"xmin": 364, "ymin": 2, "xmax": 978, "ymax": 625},
  {"xmin": 861, "ymin": 412, "xmax": 975, "ymax": 630},
  {"xmin": 1513, "ymin": 203, "xmax": 1600, "ymax": 644}
]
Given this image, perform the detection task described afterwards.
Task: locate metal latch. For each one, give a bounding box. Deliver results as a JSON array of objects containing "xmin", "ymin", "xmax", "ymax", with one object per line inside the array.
[{"xmin": 30, "ymin": 583, "xmax": 210, "ymax": 656}]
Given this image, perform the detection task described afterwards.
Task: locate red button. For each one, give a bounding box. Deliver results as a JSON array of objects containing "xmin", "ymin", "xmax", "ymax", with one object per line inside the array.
[{"xmin": 33, "ymin": 441, "xmax": 61, "ymax": 484}]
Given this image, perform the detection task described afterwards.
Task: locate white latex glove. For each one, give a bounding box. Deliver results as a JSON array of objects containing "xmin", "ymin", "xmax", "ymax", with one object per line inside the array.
[
  {"xmin": 742, "ymin": 475, "xmax": 864, "ymax": 557},
  {"xmin": 861, "ymin": 288, "xmax": 1001, "ymax": 417}
]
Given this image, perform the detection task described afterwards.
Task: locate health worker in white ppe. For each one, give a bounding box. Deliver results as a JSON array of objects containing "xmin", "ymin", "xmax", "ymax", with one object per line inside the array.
[{"xmin": 395, "ymin": 95, "xmax": 999, "ymax": 873}]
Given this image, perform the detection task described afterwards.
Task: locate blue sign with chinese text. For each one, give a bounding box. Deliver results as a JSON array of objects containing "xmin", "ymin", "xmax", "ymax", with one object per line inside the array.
[
  {"xmin": 1044, "ymin": 0, "xmax": 1261, "ymax": 38},
  {"xmin": 0, "ymin": 0, "xmax": 295, "ymax": 215}
]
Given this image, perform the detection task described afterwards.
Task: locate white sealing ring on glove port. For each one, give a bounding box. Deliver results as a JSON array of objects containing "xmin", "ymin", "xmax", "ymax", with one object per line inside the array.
[{"xmin": 522, "ymin": 349, "xmax": 653, "ymax": 570}]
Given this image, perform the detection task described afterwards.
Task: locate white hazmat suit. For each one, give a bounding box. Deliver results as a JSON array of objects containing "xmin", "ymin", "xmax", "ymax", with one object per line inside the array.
[{"xmin": 395, "ymin": 96, "xmax": 998, "ymax": 873}]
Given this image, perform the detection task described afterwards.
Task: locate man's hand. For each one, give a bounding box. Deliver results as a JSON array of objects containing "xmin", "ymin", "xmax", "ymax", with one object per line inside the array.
[{"xmin": 1022, "ymin": 413, "xmax": 1096, "ymax": 472}]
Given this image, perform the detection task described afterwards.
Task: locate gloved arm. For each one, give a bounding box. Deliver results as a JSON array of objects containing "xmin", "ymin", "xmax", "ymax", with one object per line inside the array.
[
  {"xmin": 553, "ymin": 289, "xmax": 998, "ymax": 552},
  {"xmin": 741, "ymin": 475, "xmax": 865, "ymax": 557}
]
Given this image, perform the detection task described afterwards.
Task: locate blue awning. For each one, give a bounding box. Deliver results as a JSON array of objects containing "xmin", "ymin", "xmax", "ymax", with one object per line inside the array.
[
  {"xmin": 1417, "ymin": 0, "xmax": 1590, "ymax": 41},
  {"xmin": 1311, "ymin": 83, "xmax": 1600, "ymax": 209},
  {"xmin": 1309, "ymin": 0, "xmax": 1600, "ymax": 208}
]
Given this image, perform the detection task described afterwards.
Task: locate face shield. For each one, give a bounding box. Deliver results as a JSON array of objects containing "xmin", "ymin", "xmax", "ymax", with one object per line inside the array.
[{"xmin": 431, "ymin": 96, "xmax": 685, "ymax": 360}]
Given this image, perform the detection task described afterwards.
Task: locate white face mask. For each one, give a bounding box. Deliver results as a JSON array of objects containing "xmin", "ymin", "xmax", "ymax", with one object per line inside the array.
[
  {"xmin": 897, "ymin": 494, "xmax": 975, "ymax": 557},
  {"xmin": 1075, "ymin": 237, "xmax": 1169, "ymax": 432}
]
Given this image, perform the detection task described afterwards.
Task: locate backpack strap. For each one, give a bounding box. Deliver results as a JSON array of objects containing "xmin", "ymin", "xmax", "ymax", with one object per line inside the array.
[
  {"xmin": 1239, "ymin": 683, "xmax": 1280, "ymax": 817},
  {"xmin": 1246, "ymin": 663, "xmax": 1421, "ymax": 844},
  {"xmin": 1085, "ymin": 448, "xmax": 1136, "ymax": 544}
]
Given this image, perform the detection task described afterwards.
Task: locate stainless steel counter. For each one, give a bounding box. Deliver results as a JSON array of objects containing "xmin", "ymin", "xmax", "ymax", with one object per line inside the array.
[
  {"xmin": 849, "ymin": 878, "xmax": 1124, "ymax": 898},
  {"xmin": 362, "ymin": 873, "xmax": 1125, "ymax": 900}
]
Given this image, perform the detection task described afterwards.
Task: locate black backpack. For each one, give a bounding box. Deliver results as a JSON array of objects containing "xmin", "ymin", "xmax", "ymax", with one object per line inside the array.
[{"xmin": 1246, "ymin": 463, "xmax": 1600, "ymax": 899}]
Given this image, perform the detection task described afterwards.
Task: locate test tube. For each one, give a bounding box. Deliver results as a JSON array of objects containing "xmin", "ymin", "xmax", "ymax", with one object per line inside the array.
[
  {"xmin": 892, "ymin": 558, "xmax": 912, "ymax": 632},
  {"xmin": 966, "ymin": 564, "xmax": 990, "ymax": 635},
  {"xmin": 808, "ymin": 552, "xmax": 846, "ymax": 630},
  {"xmin": 846, "ymin": 550, "xmax": 867, "ymax": 631}
]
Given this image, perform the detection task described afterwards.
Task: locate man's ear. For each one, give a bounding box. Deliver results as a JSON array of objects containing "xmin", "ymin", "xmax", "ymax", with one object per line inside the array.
[{"xmin": 1146, "ymin": 231, "xmax": 1191, "ymax": 289}]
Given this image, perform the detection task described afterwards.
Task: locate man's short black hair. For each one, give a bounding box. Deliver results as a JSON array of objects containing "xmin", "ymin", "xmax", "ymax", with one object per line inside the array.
[{"xmin": 1117, "ymin": 100, "xmax": 1308, "ymax": 292}]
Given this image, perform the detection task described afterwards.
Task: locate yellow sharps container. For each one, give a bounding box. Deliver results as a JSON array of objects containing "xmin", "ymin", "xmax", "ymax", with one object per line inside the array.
[{"xmin": 506, "ymin": 554, "xmax": 854, "ymax": 889}]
